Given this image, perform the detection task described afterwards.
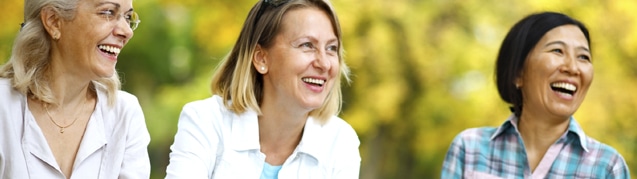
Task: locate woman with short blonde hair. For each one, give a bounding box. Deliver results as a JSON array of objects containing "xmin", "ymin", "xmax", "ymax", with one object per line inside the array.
[{"xmin": 167, "ymin": 0, "xmax": 360, "ymax": 178}]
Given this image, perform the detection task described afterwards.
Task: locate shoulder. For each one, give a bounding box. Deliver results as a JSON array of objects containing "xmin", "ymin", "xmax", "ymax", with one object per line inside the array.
[
  {"xmin": 452, "ymin": 127, "xmax": 498, "ymax": 143},
  {"xmin": 320, "ymin": 116, "xmax": 359, "ymax": 142},
  {"xmin": 0, "ymin": 78, "xmax": 16, "ymax": 97},
  {"xmin": 304, "ymin": 116, "xmax": 361, "ymax": 165},
  {"xmin": 581, "ymin": 136, "xmax": 629, "ymax": 169},
  {"xmin": 176, "ymin": 95, "xmax": 231, "ymax": 132},
  {"xmin": 446, "ymin": 127, "xmax": 501, "ymax": 154},
  {"xmin": 102, "ymin": 90, "xmax": 143, "ymax": 115},
  {"xmin": 0, "ymin": 78, "xmax": 24, "ymax": 115},
  {"xmin": 180, "ymin": 95, "xmax": 228, "ymax": 119},
  {"xmin": 0, "ymin": 78, "xmax": 10, "ymax": 87},
  {"xmin": 115, "ymin": 90, "xmax": 142, "ymax": 108},
  {"xmin": 182, "ymin": 95, "xmax": 225, "ymax": 112},
  {"xmin": 307, "ymin": 116, "xmax": 360, "ymax": 154}
]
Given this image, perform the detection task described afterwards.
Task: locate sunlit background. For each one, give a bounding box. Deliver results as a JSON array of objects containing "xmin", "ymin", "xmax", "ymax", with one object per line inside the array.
[{"xmin": 1, "ymin": 0, "xmax": 636, "ymax": 178}]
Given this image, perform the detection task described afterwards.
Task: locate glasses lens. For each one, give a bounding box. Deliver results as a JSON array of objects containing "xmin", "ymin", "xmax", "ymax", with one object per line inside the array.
[{"xmin": 130, "ymin": 12, "xmax": 140, "ymax": 31}]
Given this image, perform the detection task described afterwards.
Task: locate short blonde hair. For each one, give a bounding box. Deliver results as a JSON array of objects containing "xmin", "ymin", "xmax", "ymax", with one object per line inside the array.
[
  {"xmin": 0, "ymin": 0, "xmax": 120, "ymax": 106},
  {"xmin": 211, "ymin": 0, "xmax": 350, "ymax": 123}
]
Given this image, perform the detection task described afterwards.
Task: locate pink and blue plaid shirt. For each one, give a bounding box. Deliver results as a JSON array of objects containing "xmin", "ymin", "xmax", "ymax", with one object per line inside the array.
[{"xmin": 441, "ymin": 115, "xmax": 630, "ymax": 179}]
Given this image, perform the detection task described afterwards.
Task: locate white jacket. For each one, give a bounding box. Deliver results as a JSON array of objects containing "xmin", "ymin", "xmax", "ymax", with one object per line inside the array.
[{"xmin": 166, "ymin": 95, "xmax": 361, "ymax": 179}]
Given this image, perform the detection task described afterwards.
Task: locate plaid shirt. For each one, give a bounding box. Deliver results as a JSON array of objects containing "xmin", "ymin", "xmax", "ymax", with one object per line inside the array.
[{"xmin": 441, "ymin": 115, "xmax": 630, "ymax": 179}]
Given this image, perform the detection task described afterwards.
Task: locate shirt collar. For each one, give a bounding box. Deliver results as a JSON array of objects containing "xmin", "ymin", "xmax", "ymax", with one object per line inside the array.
[
  {"xmin": 229, "ymin": 112, "xmax": 326, "ymax": 163},
  {"xmin": 230, "ymin": 110, "xmax": 261, "ymax": 151},
  {"xmin": 490, "ymin": 114, "xmax": 589, "ymax": 152},
  {"xmin": 76, "ymin": 87, "xmax": 107, "ymax": 163},
  {"xmin": 296, "ymin": 117, "xmax": 326, "ymax": 163}
]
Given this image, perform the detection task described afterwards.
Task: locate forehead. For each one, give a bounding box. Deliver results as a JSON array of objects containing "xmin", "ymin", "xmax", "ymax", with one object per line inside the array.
[
  {"xmin": 279, "ymin": 7, "xmax": 334, "ymax": 33},
  {"xmin": 79, "ymin": 0, "xmax": 134, "ymax": 9},
  {"xmin": 539, "ymin": 25, "xmax": 588, "ymax": 46}
]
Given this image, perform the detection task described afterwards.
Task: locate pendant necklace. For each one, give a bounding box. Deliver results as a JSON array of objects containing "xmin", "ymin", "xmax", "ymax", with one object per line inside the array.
[{"xmin": 43, "ymin": 97, "xmax": 87, "ymax": 133}]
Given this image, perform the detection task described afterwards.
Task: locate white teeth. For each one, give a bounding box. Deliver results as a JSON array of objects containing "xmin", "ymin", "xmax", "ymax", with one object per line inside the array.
[
  {"xmin": 302, "ymin": 78, "xmax": 325, "ymax": 85},
  {"xmin": 98, "ymin": 45, "xmax": 121, "ymax": 55},
  {"xmin": 551, "ymin": 82, "xmax": 577, "ymax": 92}
]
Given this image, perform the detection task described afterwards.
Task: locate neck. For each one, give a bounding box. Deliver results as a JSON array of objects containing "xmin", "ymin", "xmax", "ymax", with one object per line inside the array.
[
  {"xmin": 517, "ymin": 111, "xmax": 570, "ymax": 151},
  {"xmin": 47, "ymin": 56, "xmax": 93, "ymax": 106},
  {"xmin": 258, "ymin": 96, "xmax": 308, "ymax": 147},
  {"xmin": 258, "ymin": 104, "xmax": 307, "ymax": 142}
]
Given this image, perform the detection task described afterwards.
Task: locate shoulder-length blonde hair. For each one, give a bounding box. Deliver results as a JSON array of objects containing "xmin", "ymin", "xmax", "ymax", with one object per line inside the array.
[
  {"xmin": 211, "ymin": 0, "xmax": 350, "ymax": 123},
  {"xmin": 0, "ymin": 0, "xmax": 120, "ymax": 106}
]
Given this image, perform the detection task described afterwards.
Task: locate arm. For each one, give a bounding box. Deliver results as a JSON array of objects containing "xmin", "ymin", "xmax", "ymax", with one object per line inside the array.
[
  {"xmin": 165, "ymin": 102, "xmax": 219, "ymax": 179},
  {"xmin": 332, "ymin": 124, "xmax": 361, "ymax": 179},
  {"xmin": 119, "ymin": 97, "xmax": 151, "ymax": 179},
  {"xmin": 608, "ymin": 154, "xmax": 630, "ymax": 179},
  {"xmin": 441, "ymin": 134, "xmax": 465, "ymax": 179}
]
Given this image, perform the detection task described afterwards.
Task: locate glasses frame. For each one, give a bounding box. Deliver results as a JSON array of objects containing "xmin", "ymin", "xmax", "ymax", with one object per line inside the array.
[{"xmin": 129, "ymin": 11, "xmax": 141, "ymax": 31}]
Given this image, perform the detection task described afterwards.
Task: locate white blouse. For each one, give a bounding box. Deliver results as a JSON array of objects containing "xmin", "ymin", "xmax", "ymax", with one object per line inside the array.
[
  {"xmin": 166, "ymin": 95, "xmax": 361, "ymax": 179},
  {"xmin": 0, "ymin": 78, "xmax": 151, "ymax": 179}
]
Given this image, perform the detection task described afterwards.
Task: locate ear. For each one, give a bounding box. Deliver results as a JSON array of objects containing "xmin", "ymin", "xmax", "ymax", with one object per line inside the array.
[
  {"xmin": 41, "ymin": 5, "xmax": 62, "ymax": 40},
  {"xmin": 514, "ymin": 72, "xmax": 523, "ymax": 89},
  {"xmin": 253, "ymin": 44, "xmax": 269, "ymax": 74}
]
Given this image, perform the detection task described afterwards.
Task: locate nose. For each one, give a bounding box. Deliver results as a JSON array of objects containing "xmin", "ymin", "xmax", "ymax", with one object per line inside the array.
[
  {"xmin": 113, "ymin": 17, "xmax": 134, "ymax": 41},
  {"xmin": 313, "ymin": 50, "xmax": 332, "ymax": 72},
  {"xmin": 560, "ymin": 54, "xmax": 580, "ymax": 76}
]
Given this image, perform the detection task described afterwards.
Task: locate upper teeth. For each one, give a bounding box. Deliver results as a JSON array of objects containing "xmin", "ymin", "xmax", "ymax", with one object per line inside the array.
[
  {"xmin": 551, "ymin": 82, "xmax": 576, "ymax": 92},
  {"xmin": 98, "ymin": 45, "xmax": 121, "ymax": 54},
  {"xmin": 303, "ymin": 78, "xmax": 325, "ymax": 85}
]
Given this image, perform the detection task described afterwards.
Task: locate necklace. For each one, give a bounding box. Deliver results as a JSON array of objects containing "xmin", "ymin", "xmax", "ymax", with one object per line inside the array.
[{"xmin": 43, "ymin": 97, "xmax": 87, "ymax": 134}]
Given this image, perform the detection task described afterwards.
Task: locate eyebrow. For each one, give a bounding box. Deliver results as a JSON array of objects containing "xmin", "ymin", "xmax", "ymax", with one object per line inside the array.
[
  {"xmin": 97, "ymin": 2, "xmax": 134, "ymax": 12},
  {"xmin": 545, "ymin": 41, "xmax": 590, "ymax": 53}
]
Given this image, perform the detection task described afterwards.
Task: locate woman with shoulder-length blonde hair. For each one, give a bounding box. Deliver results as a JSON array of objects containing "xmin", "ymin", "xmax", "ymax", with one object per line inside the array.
[
  {"xmin": 166, "ymin": 0, "xmax": 360, "ymax": 178},
  {"xmin": 0, "ymin": 0, "xmax": 150, "ymax": 178}
]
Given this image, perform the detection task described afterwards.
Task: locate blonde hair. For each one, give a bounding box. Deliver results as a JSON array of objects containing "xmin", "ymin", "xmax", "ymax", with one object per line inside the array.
[
  {"xmin": 211, "ymin": 0, "xmax": 350, "ymax": 123},
  {"xmin": 0, "ymin": 0, "xmax": 120, "ymax": 106}
]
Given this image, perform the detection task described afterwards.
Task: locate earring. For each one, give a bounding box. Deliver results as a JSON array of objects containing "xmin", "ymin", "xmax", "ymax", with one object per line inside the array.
[
  {"xmin": 52, "ymin": 32, "xmax": 59, "ymax": 40},
  {"xmin": 261, "ymin": 66, "xmax": 265, "ymax": 71}
]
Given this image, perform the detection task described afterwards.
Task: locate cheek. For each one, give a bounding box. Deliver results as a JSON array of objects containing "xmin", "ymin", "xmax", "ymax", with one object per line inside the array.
[
  {"xmin": 582, "ymin": 65, "xmax": 594, "ymax": 86},
  {"xmin": 330, "ymin": 57, "xmax": 340, "ymax": 75}
]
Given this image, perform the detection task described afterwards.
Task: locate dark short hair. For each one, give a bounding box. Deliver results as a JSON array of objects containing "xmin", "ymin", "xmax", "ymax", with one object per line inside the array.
[{"xmin": 495, "ymin": 12, "xmax": 591, "ymax": 117}]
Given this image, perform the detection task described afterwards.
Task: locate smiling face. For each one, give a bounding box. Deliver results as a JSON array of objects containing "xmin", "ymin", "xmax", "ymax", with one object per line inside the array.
[
  {"xmin": 53, "ymin": 0, "xmax": 135, "ymax": 79},
  {"xmin": 258, "ymin": 7, "xmax": 339, "ymax": 113},
  {"xmin": 517, "ymin": 25, "xmax": 593, "ymax": 120}
]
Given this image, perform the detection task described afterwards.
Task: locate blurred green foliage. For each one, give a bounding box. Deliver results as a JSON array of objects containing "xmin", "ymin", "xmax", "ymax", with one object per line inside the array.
[{"xmin": 1, "ymin": 0, "xmax": 636, "ymax": 178}]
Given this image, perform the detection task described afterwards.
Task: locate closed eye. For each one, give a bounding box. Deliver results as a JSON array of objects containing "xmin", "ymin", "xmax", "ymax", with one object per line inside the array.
[
  {"xmin": 550, "ymin": 48, "xmax": 563, "ymax": 54},
  {"xmin": 98, "ymin": 7, "xmax": 118, "ymax": 22},
  {"xmin": 300, "ymin": 42, "xmax": 314, "ymax": 49},
  {"xmin": 99, "ymin": 9, "xmax": 115, "ymax": 16},
  {"xmin": 578, "ymin": 54, "xmax": 591, "ymax": 61}
]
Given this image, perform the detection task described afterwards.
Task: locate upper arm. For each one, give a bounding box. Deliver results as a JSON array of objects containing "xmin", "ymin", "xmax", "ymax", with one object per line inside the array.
[
  {"xmin": 441, "ymin": 133, "xmax": 466, "ymax": 179},
  {"xmin": 608, "ymin": 154, "xmax": 630, "ymax": 179},
  {"xmin": 165, "ymin": 102, "xmax": 220, "ymax": 179},
  {"xmin": 118, "ymin": 95, "xmax": 151, "ymax": 179},
  {"xmin": 331, "ymin": 123, "xmax": 361, "ymax": 179}
]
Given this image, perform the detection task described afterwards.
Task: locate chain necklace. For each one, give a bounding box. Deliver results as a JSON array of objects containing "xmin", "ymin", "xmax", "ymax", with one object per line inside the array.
[{"xmin": 43, "ymin": 96, "xmax": 87, "ymax": 134}]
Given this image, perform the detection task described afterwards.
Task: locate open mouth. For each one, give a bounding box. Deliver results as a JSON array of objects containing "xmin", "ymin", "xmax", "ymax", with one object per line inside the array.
[
  {"xmin": 550, "ymin": 82, "xmax": 577, "ymax": 96},
  {"xmin": 302, "ymin": 77, "xmax": 325, "ymax": 87},
  {"xmin": 98, "ymin": 45, "xmax": 121, "ymax": 56}
]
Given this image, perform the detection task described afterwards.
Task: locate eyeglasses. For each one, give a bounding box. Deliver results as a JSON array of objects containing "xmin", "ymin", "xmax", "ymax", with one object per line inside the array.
[
  {"xmin": 253, "ymin": 0, "xmax": 290, "ymax": 26},
  {"xmin": 100, "ymin": 10, "xmax": 141, "ymax": 31},
  {"xmin": 128, "ymin": 12, "xmax": 141, "ymax": 31}
]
